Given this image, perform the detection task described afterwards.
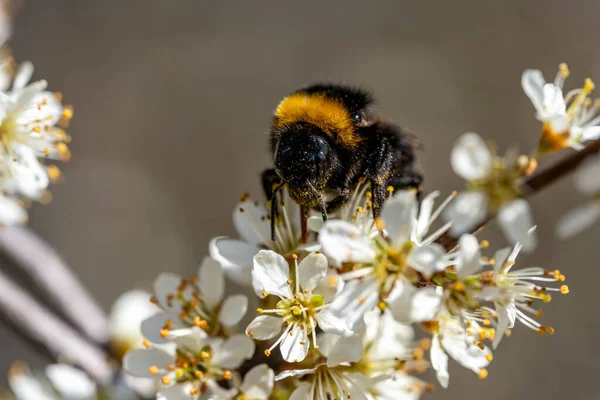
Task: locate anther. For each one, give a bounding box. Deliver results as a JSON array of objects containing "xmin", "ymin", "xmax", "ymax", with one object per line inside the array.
[
  {"xmin": 478, "ymin": 369, "xmax": 489, "ymax": 380},
  {"xmin": 264, "ymin": 349, "xmax": 271, "ymax": 357},
  {"xmin": 142, "ymin": 339, "xmax": 151, "ymax": 348},
  {"xmin": 485, "ymin": 354, "xmax": 493, "ymax": 362},
  {"xmin": 190, "ymin": 388, "xmax": 199, "ymax": 395},
  {"xmin": 200, "ymin": 351, "xmax": 210, "ymax": 360},
  {"xmin": 480, "ymin": 240, "xmax": 489, "ymax": 248},
  {"xmin": 286, "ymin": 279, "xmax": 293, "ymax": 285},
  {"xmin": 560, "ymin": 285, "xmax": 569, "ymax": 294},
  {"xmin": 559, "ymin": 63, "xmax": 569, "ymax": 78},
  {"xmin": 223, "ymin": 370, "xmax": 232, "ymax": 380},
  {"xmin": 256, "ymin": 308, "xmax": 264, "ymax": 314},
  {"xmin": 175, "ymin": 369, "xmax": 184, "ymax": 378},
  {"xmin": 194, "ymin": 371, "xmax": 204, "ymax": 379},
  {"xmin": 148, "ymin": 366, "xmax": 159, "ymax": 375},
  {"xmin": 292, "ymin": 254, "xmax": 298, "ymax": 259},
  {"xmin": 161, "ymin": 376, "xmax": 171, "ymax": 385}
]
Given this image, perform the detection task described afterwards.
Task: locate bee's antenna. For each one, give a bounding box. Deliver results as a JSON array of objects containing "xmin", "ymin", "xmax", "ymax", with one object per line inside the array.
[
  {"xmin": 270, "ymin": 182, "xmax": 285, "ymax": 241},
  {"xmin": 307, "ymin": 181, "xmax": 327, "ymax": 223}
]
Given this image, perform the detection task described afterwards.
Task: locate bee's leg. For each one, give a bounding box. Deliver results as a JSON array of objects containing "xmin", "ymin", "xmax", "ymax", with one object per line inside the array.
[
  {"xmin": 261, "ymin": 168, "xmax": 281, "ymax": 201},
  {"xmin": 325, "ymin": 186, "xmax": 351, "ymax": 214},
  {"xmin": 369, "ymin": 178, "xmax": 389, "ymax": 236},
  {"xmin": 262, "ymin": 168, "xmax": 285, "ymax": 242},
  {"xmin": 300, "ymin": 205, "xmax": 309, "ymax": 243},
  {"xmin": 388, "ymin": 169, "xmax": 424, "ymax": 203}
]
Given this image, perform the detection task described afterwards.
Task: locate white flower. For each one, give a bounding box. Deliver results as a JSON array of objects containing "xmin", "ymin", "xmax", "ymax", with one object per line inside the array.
[
  {"xmin": 245, "ymin": 250, "xmax": 342, "ymax": 362},
  {"xmin": 360, "ymin": 311, "xmax": 428, "ymax": 400},
  {"xmin": 444, "ymin": 132, "xmax": 537, "ymax": 252},
  {"xmin": 0, "ymin": 57, "xmax": 72, "ymax": 222},
  {"xmin": 124, "ymin": 328, "xmax": 255, "ymax": 400},
  {"xmin": 108, "ymin": 289, "xmax": 161, "ymax": 357},
  {"xmin": 430, "ymin": 308, "xmax": 492, "ymax": 388},
  {"xmin": 318, "ymin": 191, "xmax": 452, "ymax": 331},
  {"xmin": 9, "ymin": 363, "xmax": 96, "ymax": 400},
  {"xmin": 142, "ymin": 257, "xmax": 248, "ymax": 343},
  {"xmin": 522, "ymin": 63, "xmax": 600, "ymax": 152},
  {"xmin": 478, "ymin": 242, "xmax": 568, "ymax": 348},
  {"xmin": 276, "ymin": 334, "xmax": 377, "ymax": 400},
  {"xmin": 556, "ymin": 155, "xmax": 600, "ymax": 238},
  {"xmin": 210, "ymin": 192, "xmax": 317, "ymax": 286}
]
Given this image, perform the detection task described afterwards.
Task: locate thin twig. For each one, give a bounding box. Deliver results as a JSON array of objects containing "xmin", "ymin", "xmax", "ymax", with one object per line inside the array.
[
  {"xmin": 0, "ymin": 227, "xmax": 109, "ymax": 345},
  {"xmin": 437, "ymin": 138, "xmax": 600, "ymax": 250},
  {"xmin": 0, "ymin": 268, "xmax": 114, "ymax": 385}
]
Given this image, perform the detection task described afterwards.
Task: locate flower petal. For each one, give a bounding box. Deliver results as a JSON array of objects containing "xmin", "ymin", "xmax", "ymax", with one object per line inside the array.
[
  {"xmin": 280, "ymin": 324, "xmax": 309, "ymax": 363},
  {"xmin": 252, "ymin": 250, "xmax": 292, "ymax": 299},
  {"xmin": 319, "ymin": 220, "xmax": 375, "ymax": 266},
  {"xmin": 450, "ymin": 132, "xmax": 492, "ymax": 181},
  {"xmin": 123, "ymin": 348, "xmax": 173, "ymax": 378},
  {"xmin": 574, "ymin": 156, "xmax": 600, "ymax": 196},
  {"xmin": 444, "ymin": 191, "xmax": 488, "ymax": 236},
  {"xmin": 212, "ymin": 334, "xmax": 255, "ymax": 369},
  {"xmin": 581, "ymin": 126, "xmax": 600, "ymax": 141},
  {"xmin": 246, "ymin": 315, "xmax": 284, "ymax": 340},
  {"xmin": 407, "ymin": 243, "xmax": 446, "ymax": 279},
  {"xmin": 298, "ymin": 251, "xmax": 328, "ymax": 292},
  {"xmin": 492, "ymin": 247, "xmax": 512, "ymax": 273},
  {"xmin": 240, "ymin": 364, "xmax": 274, "ymax": 399},
  {"xmin": 556, "ymin": 202, "xmax": 600, "ymax": 239},
  {"xmin": 442, "ymin": 331, "xmax": 491, "ymax": 375},
  {"xmin": 521, "ymin": 69, "xmax": 546, "ymax": 114},
  {"xmin": 381, "ymin": 190, "xmax": 417, "ymax": 246},
  {"xmin": 289, "ymin": 383, "xmax": 313, "ymax": 400},
  {"xmin": 326, "ymin": 335, "xmax": 363, "ymax": 367},
  {"xmin": 455, "ymin": 234, "xmax": 482, "ymax": 279},
  {"xmin": 209, "ymin": 237, "xmax": 258, "ymax": 286},
  {"xmin": 387, "ymin": 281, "xmax": 441, "ymax": 323},
  {"xmin": 314, "ymin": 268, "xmax": 343, "ymax": 302},
  {"xmin": 141, "ymin": 312, "xmax": 189, "ymax": 345},
  {"xmin": 275, "ymin": 369, "xmax": 316, "ymax": 381},
  {"xmin": 431, "ymin": 336, "xmax": 449, "ymax": 388},
  {"xmin": 157, "ymin": 383, "xmax": 200, "ymax": 400},
  {"xmin": 153, "ymin": 273, "xmax": 185, "ymax": 312},
  {"xmin": 493, "ymin": 304, "xmax": 510, "ymax": 349},
  {"xmin": 0, "ymin": 195, "xmax": 27, "ymax": 225},
  {"xmin": 8, "ymin": 370, "xmax": 54, "ymax": 400},
  {"xmin": 198, "ymin": 256, "xmax": 225, "ymax": 309},
  {"xmin": 109, "ymin": 289, "xmax": 160, "ymax": 348},
  {"xmin": 233, "ymin": 200, "xmax": 271, "ymax": 246},
  {"xmin": 218, "ymin": 294, "xmax": 248, "ymax": 328},
  {"xmin": 498, "ymin": 199, "xmax": 537, "ymax": 252},
  {"xmin": 45, "ymin": 364, "xmax": 97, "ymax": 399}
]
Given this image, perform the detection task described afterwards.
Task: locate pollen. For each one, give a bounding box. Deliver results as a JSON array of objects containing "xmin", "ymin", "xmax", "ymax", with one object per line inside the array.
[
  {"xmin": 223, "ymin": 370, "xmax": 232, "ymax": 380},
  {"xmin": 286, "ymin": 279, "xmax": 293, "ymax": 285},
  {"xmin": 190, "ymin": 387, "xmax": 199, "ymax": 395},
  {"xmin": 161, "ymin": 376, "xmax": 171, "ymax": 385},
  {"xmin": 148, "ymin": 366, "xmax": 159, "ymax": 375},
  {"xmin": 175, "ymin": 369, "xmax": 184, "ymax": 378},
  {"xmin": 200, "ymin": 351, "xmax": 210, "ymax": 360},
  {"xmin": 378, "ymin": 301, "xmax": 387, "ymax": 310},
  {"xmin": 387, "ymin": 185, "xmax": 394, "ymax": 193},
  {"xmin": 486, "ymin": 354, "xmax": 493, "ymax": 362},
  {"xmin": 292, "ymin": 253, "xmax": 298, "ymax": 259},
  {"xmin": 159, "ymin": 329, "xmax": 170, "ymax": 338},
  {"xmin": 374, "ymin": 217, "xmax": 386, "ymax": 231},
  {"xmin": 264, "ymin": 349, "xmax": 271, "ymax": 357},
  {"xmin": 194, "ymin": 370, "xmax": 204, "ymax": 379},
  {"xmin": 257, "ymin": 308, "xmax": 264, "ymax": 314},
  {"xmin": 559, "ymin": 62, "xmax": 570, "ymax": 78},
  {"xmin": 47, "ymin": 165, "xmax": 61, "ymax": 181},
  {"xmin": 478, "ymin": 369, "xmax": 489, "ymax": 380},
  {"xmin": 142, "ymin": 339, "xmax": 151, "ymax": 348},
  {"xmin": 560, "ymin": 285, "xmax": 569, "ymax": 294},
  {"xmin": 480, "ymin": 240, "xmax": 489, "ymax": 248},
  {"xmin": 193, "ymin": 317, "xmax": 208, "ymax": 329}
]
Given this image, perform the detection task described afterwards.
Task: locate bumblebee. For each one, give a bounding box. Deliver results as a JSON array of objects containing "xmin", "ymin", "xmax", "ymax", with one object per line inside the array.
[{"xmin": 263, "ymin": 83, "xmax": 422, "ymax": 240}]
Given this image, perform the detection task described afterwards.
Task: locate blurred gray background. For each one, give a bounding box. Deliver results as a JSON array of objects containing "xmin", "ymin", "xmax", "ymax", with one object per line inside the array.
[{"xmin": 1, "ymin": 0, "xmax": 599, "ymax": 398}]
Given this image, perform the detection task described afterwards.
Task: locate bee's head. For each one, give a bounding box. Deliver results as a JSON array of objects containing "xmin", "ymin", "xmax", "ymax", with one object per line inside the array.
[{"xmin": 274, "ymin": 123, "xmax": 333, "ymax": 205}]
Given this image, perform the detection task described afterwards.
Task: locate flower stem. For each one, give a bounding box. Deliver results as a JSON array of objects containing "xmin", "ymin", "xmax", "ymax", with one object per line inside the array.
[{"xmin": 437, "ymin": 137, "xmax": 600, "ymax": 250}]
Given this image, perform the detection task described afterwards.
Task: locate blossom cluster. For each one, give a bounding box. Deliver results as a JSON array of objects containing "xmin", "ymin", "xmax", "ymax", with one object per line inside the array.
[
  {"xmin": 116, "ymin": 63, "xmax": 598, "ymax": 400},
  {"xmin": 0, "ymin": 50, "xmax": 73, "ymax": 225}
]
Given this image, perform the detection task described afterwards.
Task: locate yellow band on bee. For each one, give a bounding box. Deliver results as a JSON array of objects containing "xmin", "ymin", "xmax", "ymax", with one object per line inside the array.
[{"xmin": 274, "ymin": 93, "xmax": 360, "ymax": 148}]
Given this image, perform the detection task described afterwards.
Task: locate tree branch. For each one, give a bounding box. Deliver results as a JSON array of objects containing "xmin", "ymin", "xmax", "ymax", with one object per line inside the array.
[
  {"xmin": 0, "ymin": 268, "xmax": 114, "ymax": 385},
  {"xmin": 437, "ymin": 137, "xmax": 600, "ymax": 250},
  {"xmin": 0, "ymin": 227, "xmax": 109, "ymax": 345}
]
